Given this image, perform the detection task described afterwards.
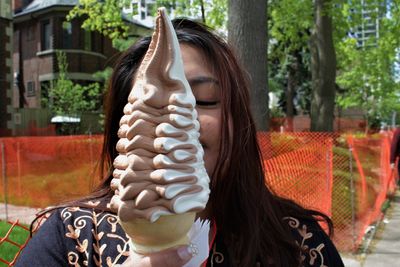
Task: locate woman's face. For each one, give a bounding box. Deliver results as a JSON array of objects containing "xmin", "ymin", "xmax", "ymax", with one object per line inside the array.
[{"xmin": 180, "ymin": 44, "xmax": 222, "ymax": 177}]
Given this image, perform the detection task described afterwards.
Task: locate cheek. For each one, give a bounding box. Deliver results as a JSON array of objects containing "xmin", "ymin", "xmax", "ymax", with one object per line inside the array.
[
  {"xmin": 197, "ymin": 110, "xmax": 221, "ymax": 175},
  {"xmin": 198, "ymin": 111, "xmax": 221, "ymax": 147}
]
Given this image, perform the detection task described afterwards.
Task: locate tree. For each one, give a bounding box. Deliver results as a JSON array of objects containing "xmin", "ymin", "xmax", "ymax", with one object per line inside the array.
[
  {"xmin": 269, "ymin": 0, "xmax": 400, "ymax": 131},
  {"xmin": 68, "ymin": 0, "xmax": 130, "ymax": 42},
  {"xmin": 309, "ymin": 0, "xmax": 336, "ymax": 132},
  {"xmin": 47, "ymin": 51, "xmax": 102, "ymax": 117},
  {"xmin": 268, "ymin": 0, "xmax": 315, "ymax": 130},
  {"xmin": 335, "ymin": 0, "xmax": 400, "ymax": 130},
  {"xmin": 228, "ymin": 0, "xmax": 268, "ymax": 130}
]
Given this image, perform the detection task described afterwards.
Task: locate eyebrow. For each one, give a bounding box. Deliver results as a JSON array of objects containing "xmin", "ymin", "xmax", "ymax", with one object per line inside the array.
[{"xmin": 187, "ymin": 76, "xmax": 219, "ymax": 86}]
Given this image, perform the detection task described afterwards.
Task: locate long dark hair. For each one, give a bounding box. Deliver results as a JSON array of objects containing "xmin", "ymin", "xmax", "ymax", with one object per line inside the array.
[{"xmin": 37, "ymin": 19, "xmax": 333, "ymax": 266}]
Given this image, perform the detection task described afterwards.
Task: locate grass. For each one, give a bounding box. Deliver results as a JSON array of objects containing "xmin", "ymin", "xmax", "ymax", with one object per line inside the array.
[{"xmin": 0, "ymin": 221, "xmax": 30, "ymax": 266}]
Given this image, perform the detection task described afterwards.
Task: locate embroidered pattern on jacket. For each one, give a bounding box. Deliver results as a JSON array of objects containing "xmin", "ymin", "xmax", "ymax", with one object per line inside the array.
[
  {"xmin": 61, "ymin": 204, "xmax": 130, "ymax": 267},
  {"xmin": 210, "ymin": 241, "xmax": 225, "ymax": 267},
  {"xmin": 284, "ymin": 217, "xmax": 327, "ymax": 267}
]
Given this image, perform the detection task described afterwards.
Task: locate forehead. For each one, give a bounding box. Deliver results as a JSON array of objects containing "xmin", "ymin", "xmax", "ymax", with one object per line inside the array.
[{"xmin": 180, "ymin": 44, "xmax": 214, "ymax": 78}]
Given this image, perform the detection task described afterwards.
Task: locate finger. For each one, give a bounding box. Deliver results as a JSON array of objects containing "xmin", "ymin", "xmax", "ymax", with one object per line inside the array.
[{"xmin": 133, "ymin": 245, "xmax": 196, "ymax": 267}]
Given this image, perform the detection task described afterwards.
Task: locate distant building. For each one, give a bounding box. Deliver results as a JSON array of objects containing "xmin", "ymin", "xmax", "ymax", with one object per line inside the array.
[
  {"xmin": 395, "ymin": 48, "xmax": 400, "ymax": 82},
  {"xmin": 13, "ymin": 0, "xmax": 122, "ymax": 109},
  {"xmin": 6, "ymin": 0, "xmax": 150, "ymax": 136},
  {"xmin": 123, "ymin": 0, "xmax": 182, "ymax": 28},
  {"xmin": 124, "ymin": 0, "xmax": 157, "ymax": 28},
  {"xmin": 351, "ymin": 1, "xmax": 400, "ymax": 85},
  {"xmin": 352, "ymin": 0, "xmax": 387, "ymax": 48},
  {"xmin": 0, "ymin": 0, "xmax": 13, "ymax": 136}
]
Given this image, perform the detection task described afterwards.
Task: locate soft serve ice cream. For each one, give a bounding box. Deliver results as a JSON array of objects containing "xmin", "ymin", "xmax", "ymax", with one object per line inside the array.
[{"xmin": 109, "ymin": 7, "xmax": 210, "ymax": 253}]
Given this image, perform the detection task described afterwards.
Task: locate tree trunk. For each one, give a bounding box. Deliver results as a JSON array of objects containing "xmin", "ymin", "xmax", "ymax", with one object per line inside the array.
[
  {"xmin": 310, "ymin": 0, "xmax": 336, "ymax": 132},
  {"xmin": 286, "ymin": 56, "xmax": 298, "ymax": 132},
  {"xmin": 228, "ymin": 0, "xmax": 268, "ymax": 131},
  {"xmin": 199, "ymin": 0, "xmax": 206, "ymax": 23}
]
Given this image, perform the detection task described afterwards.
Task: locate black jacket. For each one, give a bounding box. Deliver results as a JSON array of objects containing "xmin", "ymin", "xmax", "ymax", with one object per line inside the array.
[{"xmin": 16, "ymin": 207, "xmax": 344, "ymax": 267}]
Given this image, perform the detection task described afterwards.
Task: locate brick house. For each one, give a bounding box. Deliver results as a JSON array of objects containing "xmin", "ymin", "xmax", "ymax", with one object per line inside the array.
[
  {"xmin": 0, "ymin": 0, "xmax": 13, "ymax": 136},
  {"xmin": 9, "ymin": 0, "xmax": 150, "ymax": 136}
]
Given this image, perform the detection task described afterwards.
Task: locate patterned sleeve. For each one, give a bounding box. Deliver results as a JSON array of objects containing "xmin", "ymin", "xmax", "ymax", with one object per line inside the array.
[
  {"xmin": 15, "ymin": 210, "xmax": 68, "ymax": 267},
  {"xmin": 16, "ymin": 206, "xmax": 131, "ymax": 267},
  {"xmin": 284, "ymin": 217, "xmax": 345, "ymax": 267}
]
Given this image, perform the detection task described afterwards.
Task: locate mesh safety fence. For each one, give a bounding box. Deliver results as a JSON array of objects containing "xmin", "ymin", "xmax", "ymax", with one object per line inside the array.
[
  {"xmin": 0, "ymin": 135, "xmax": 102, "ymax": 208},
  {"xmin": 0, "ymin": 131, "xmax": 396, "ymax": 261},
  {"xmin": 257, "ymin": 132, "xmax": 396, "ymax": 251}
]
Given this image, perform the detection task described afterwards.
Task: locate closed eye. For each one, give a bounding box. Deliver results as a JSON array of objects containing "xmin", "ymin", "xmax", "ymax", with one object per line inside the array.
[{"xmin": 196, "ymin": 100, "xmax": 219, "ymax": 106}]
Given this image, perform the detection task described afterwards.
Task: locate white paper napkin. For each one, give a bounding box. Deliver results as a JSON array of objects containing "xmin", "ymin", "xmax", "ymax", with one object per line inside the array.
[{"xmin": 183, "ymin": 218, "xmax": 210, "ymax": 267}]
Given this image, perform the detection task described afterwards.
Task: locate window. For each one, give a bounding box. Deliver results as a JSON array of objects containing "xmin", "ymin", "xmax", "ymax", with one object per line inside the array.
[
  {"xmin": 27, "ymin": 81, "xmax": 36, "ymax": 97},
  {"xmin": 132, "ymin": 2, "xmax": 139, "ymax": 16},
  {"xmin": 140, "ymin": 0, "xmax": 146, "ymax": 20},
  {"xmin": 84, "ymin": 30, "xmax": 92, "ymax": 51},
  {"xmin": 62, "ymin": 21, "xmax": 73, "ymax": 49},
  {"xmin": 41, "ymin": 20, "xmax": 52, "ymax": 50}
]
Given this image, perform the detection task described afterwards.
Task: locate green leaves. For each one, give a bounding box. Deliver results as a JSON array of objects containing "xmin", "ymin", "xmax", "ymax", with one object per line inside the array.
[
  {"xmin": 269, "ymin": 0, "xmax": 313, "ymax": 53},
  {"xmin": 335, "ymin": 0, "xmax": 400, "ymax": 125},
  {"xmin": 269, "ymin": 0, "xmax": 400, "ymax": 127},
  {"xmin": 156, "ymin": 0, "xmax": 227, "ymax": 29},
  {"xmin": 48, "ymin": 51, "xmax": 103, "ymax": 117},
  {"xmin": 68, "ymin": 0, "xmax": 129, "ymax": 40}
]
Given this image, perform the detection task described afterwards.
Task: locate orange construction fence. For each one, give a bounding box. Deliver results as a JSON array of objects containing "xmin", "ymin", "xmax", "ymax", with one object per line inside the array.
[
  {"xmin": 258, "ymin": 132, "xmax": 397, "ymax": 251},
  {"xmin": 0, "ymin": 135, "xmax": 102, "ymax": 208},
  {"xmin": 0, "ymin": 132, "xmax": 397, "ymax": 256}
]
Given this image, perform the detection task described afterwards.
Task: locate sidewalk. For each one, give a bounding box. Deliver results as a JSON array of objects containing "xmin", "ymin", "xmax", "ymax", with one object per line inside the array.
[
  {"xmin": 341, "ymin": 256, "xmax": 362, "ymax": 267},
  {"xmin": 341, "ymin": 190, "xmax": 400, "ymax": 267},
  {"xmin": 363, "ymin": 191, "xmax": 400, "ymax": 267},
  {"xmin": 0, "ymin": 203, "xmax": 41, "ymax": 225}
]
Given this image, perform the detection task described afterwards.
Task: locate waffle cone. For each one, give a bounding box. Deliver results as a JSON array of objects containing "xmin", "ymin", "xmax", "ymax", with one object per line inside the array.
[{"xmin": 120, "ymin": 212, "xmax": 196, "ymax": 254}]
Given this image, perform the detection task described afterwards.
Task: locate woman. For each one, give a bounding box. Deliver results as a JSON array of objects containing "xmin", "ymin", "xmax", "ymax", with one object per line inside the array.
[{"xmin": 16, "ymin": 19, "xmax": 344, "ymax": 266}]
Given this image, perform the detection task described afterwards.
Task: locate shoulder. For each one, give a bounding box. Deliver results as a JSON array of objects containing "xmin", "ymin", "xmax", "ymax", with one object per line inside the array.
[
  {"xmin": 284, "ymin": 216, "xmax": 344, "ymax": 267},
  {"xmin": 53, "ymin": 204, "xmax": 130, "ymax": 266}
]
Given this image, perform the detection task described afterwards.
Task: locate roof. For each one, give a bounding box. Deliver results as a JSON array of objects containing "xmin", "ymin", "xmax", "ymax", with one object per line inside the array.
[
  {"xmin": 14, "ymin": 0, "xmax": 78, "ymax": 17},
  {"xmin": 13, "ymin": 0, "xmax": 151, "ymax": 29}
]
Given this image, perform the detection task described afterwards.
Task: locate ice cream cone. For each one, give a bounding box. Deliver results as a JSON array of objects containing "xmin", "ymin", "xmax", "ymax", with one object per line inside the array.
[{"xmin": 110, "ymin": 7, "xmax": 210, "ymax": 255}]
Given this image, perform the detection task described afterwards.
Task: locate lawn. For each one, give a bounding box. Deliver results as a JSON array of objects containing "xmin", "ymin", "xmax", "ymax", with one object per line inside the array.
[{"xmin": 0, "ymin": 221, "xmax": 30, "ymax": 266}]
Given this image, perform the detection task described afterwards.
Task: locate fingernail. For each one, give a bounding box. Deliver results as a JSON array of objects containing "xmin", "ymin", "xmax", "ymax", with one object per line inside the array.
[{"xmin": 177, "ymin": 243, "xmax": 198, "ymax": 261}]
